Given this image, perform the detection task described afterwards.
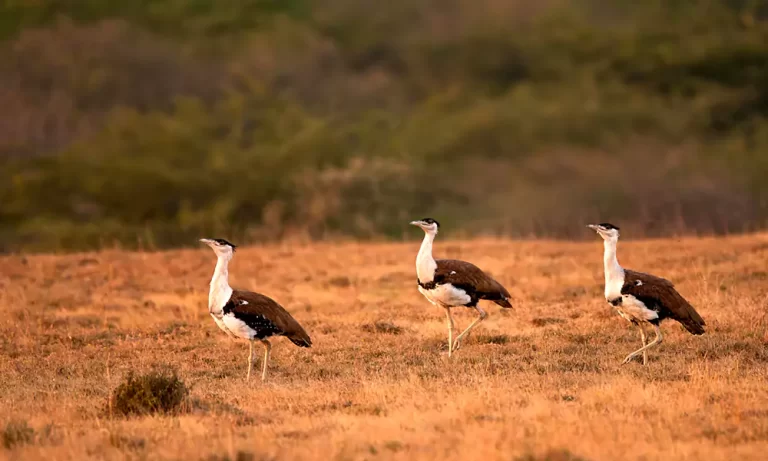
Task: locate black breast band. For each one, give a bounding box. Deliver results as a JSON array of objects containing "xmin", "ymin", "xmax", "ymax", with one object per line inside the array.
[{"xmin": 418, "ymin": 280, "xmax": 438, "ymax": 290}]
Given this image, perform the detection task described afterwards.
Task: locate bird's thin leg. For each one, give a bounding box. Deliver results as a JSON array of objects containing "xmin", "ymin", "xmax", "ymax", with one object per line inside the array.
[
  {"xmin": 445, "ymin": 307, "xmax": 455, "ymax": 358},
  {"xmin": 452, "ymin": 305, "xmax": 488, "ymax": 351},
  {"xmin": 639, "ymin": 324, "xmax": 648, "ymax": 365},
  {"xmin": 247, "ymin": 340, "xmax": 255, "ymax": 381},
  {"xmin": 260, "ymin": 339, "xmax": 272, "ymax": 382},
  {"xmin": 622, "ymin": 324, "xmax": 663, "ymax": 365}
]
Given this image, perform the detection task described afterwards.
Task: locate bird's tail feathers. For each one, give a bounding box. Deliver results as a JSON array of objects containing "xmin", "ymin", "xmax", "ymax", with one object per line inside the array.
[
  {"xmin": 494, "ymin": 297, "xmax": 513, "ymax": 308},
  {"xmin": 681, "ymin": 313, "xmax": 706, "ymax": 335},
  {"xmin": 287, "ymin": 330, "xmax": 312, "ymax": 347},
  {"xmin": 675, "ymin": 292, "xmax": 705, "ymax": 335}
]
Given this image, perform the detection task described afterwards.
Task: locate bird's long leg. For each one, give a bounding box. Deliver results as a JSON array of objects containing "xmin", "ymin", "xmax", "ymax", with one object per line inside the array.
[
  {"xmin": 622, "ymin": 324, "xmax": 663, "ymax": 365},
  {"xmin": 445, "ymin": 307, "xmax": 455, "ymax": 358},
  {"xmin": 639, "ymin": 324, "xmax": 648, "ymax": 365},
  {"xmin": 247, "ymin": 340, "xmax": 255, "ymax": 381},
  {"xmin": 260, "ymin": 339, "xmax": 272, "ymax": 382},
  {"xmin": 452, "ymin": 305, "xmax": 488, "ymax": 352}
]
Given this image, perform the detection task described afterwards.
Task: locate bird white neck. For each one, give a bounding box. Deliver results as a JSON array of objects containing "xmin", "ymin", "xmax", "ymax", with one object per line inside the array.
[
  {"xmin": 208, "ymin": 254, "xmax": 233, "ymax": 315},
  {"xmin": 416, "ymin": 231, "xmax": 438, "ymax": 283},
  {"xmin": 603, "ymin": 239, "xmax": 625, "ymax": 298}
]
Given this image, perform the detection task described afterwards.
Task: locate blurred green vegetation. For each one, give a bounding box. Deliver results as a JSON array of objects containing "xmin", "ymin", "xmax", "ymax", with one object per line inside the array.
[{"xmin": 2, "ymin": 0, "xmax": 768, "ymax": 252}]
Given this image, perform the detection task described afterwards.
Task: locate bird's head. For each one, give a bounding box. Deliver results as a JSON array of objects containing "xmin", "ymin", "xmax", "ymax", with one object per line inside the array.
[
  {"xmin": 587, "ymin": 223, "xmax": 620, "ymax": 242},
  {"xmin": 200, "ymin": 238, "xmax": 237, "ymax": 258},
  {"xmin": 410, "ymin": 218, "xmax": 440, "ymax": 235}
]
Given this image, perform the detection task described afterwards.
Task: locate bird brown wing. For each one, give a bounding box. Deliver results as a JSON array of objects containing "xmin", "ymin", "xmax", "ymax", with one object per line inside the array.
[
  {"xmin": 228, "ymin": 290, "xmax": 312, "ymax": 347},
  {"xmin": 622, "ymin": 270, "xmax": 705, "ymax": 334},
  {"xmin": 435, "ymin": 259, "xmax": 512, "ymax": 307}
]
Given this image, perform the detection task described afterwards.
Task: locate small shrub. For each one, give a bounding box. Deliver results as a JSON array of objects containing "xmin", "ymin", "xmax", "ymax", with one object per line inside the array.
[
  {"xmin": 110, "ymin": 370, "xmax": 188, "ymax": 417},
  {"xmin": 2, "ymin": 420, "xmax": 34, "ymax": 449}
]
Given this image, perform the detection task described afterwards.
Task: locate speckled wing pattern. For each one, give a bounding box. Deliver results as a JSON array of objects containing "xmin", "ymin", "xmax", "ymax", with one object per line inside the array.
[
  {"xmin": 433, "ymin": 259, "xmax": 512, "ymax": 308},
  {"xmin": 224, "ymin": 290, "xmax": 312, "ymax": 346},
  {"xmin": 621, "ymin": 270, "xmax": 705, "ymax": 334}
]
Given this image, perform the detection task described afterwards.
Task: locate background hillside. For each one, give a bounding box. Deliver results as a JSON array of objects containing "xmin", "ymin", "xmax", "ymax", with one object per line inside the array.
[{"xmin": 2, "ymin": 0, "xmax": 768, "ymax": 251}]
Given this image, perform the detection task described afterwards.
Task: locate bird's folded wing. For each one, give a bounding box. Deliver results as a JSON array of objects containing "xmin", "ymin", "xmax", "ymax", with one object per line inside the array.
[
  {"xmin": 622, "ymin": 270, "xmax": 705, "ymax": 330},
  {"xmin": 229, "ymin": 290, "xmax": 312, "ymax": 346},
  {"xmin": 435, "ymin": 259, "xmax": 510, "ymax": 298}
]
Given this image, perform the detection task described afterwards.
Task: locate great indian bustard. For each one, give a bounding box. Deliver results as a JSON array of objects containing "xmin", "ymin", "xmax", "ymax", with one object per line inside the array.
[
  {"xmin": 201, "ymin": 238, "xmax": 311, "ymax": 381},
  {"xmin": 587, "ymin": 223, "xmax": 705, "ymax": 365},
  {"xmin": 410, "ymin": 218, "xmax": 513, "ymax": 357}
]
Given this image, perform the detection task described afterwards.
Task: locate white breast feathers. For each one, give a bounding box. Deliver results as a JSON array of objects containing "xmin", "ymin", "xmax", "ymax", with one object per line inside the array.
[
  {"xmin": 419, "ymin": 283, "xmax": 471, "ymax": 307},
  {"xmin": 605, "ymin": 276, "xmax": 624, "ymax": 301}
]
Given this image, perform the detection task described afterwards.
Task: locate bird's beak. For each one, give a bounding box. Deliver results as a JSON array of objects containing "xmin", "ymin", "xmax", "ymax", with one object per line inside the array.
[
  {"xmin": 199, "ymin": 238, "xmax": 213, "ymax": 245},
  {"xmin": 587, "ymin": 224, "xmax": 605, "ymax": 236},
  {"xmin": 410, "ymin": 220, "xmax": 424, "ymax": 228}
]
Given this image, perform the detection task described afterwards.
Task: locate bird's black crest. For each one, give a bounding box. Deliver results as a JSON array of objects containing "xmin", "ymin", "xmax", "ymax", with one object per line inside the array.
[
  {"xmin": 598, "ymin": 223, "xmax": 620, "ymax": 230},
  {"xmin": 420, "ymin": 218, "xmax": 440, "ymax": 228},
  {"xmin": 213, "ymin": 238, "xmax": 237, "ymax": 250}
]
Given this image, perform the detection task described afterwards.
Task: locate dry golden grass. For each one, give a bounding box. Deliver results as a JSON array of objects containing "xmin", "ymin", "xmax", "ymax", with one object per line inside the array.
[{"xmin": 2, "ymin": 234, "xmax": 768, "ymax": 460}]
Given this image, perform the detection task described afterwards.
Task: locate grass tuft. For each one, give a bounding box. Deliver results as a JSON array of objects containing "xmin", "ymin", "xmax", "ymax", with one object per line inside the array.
[
  {"xmin": 2, "ymin": 420, "xmax": 34, "ymax": 449},
  {"xmin": 206, "ymin": 451, "xmax": 262, "ymax": 461},
  {"xmin": 515, "ymin": 449, "xmax": 591, "ymax": 461},
  {"xmin": 475, "ymin": 334, "xmax": 511, "ymax": 345},
  {"xmin": 532, "ymin": 317, "xmax": 566, "ymax": 327},
  {"xmin": 328, "ymin": 276, "xmax": 352, "ymax": 287},
  {"xmin": 361, "ymin": 321, "xmax": 405, "ymax": 335}
]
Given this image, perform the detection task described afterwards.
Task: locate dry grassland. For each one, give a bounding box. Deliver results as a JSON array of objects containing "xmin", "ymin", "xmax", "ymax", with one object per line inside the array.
[{"xmin": 1, "ymin": 234, "xmax": 768, "ymax": 460}]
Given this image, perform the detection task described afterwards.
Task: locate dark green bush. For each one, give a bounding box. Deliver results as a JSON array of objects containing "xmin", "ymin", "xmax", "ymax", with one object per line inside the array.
[{"xmin": 2, "ymin": 1, "xmax": 768, "ymax": 251}]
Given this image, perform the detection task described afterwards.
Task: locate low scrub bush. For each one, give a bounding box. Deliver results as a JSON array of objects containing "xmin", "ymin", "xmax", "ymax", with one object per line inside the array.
[{"xmin": 109, "ymin": 370, "xmax": 188, "ymax": 417}]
